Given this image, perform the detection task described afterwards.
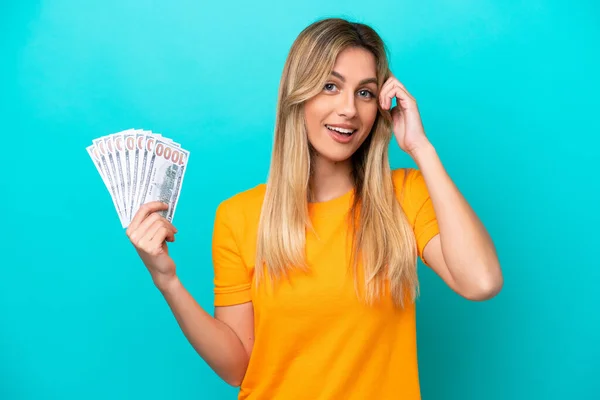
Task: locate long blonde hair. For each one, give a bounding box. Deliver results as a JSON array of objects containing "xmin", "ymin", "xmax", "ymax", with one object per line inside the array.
[{"xmin": 255, "ymin": 18, "xmax": 418, "ymax": 307}]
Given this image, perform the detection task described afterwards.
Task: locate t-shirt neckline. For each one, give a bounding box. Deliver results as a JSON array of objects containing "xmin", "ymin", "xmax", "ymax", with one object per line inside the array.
[{"xmin": 307, "ymin": 187, "xmax": 355, "ymax": 216}]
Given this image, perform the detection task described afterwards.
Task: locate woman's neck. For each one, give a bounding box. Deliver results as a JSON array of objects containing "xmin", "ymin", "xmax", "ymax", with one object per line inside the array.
[{"xmin": 309, "ymin": 156, "xmax": 354, "ymax": 203}]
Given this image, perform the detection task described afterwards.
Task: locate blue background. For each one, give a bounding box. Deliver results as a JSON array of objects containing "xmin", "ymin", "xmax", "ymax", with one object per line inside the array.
[{"xmin": 1, "ymin": 0, "xmax": 598, "ymax": 399}]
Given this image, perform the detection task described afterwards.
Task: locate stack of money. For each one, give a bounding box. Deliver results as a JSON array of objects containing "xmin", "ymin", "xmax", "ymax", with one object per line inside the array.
[{"xmin": 86, "ymin": 129, "xmax": 190, "ymax": 228}]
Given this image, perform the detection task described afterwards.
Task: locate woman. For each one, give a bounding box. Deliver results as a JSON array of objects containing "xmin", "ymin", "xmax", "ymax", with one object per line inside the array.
[{"xmin": 126, "ymin": 17, "xmax": 503, "ymax": 400}]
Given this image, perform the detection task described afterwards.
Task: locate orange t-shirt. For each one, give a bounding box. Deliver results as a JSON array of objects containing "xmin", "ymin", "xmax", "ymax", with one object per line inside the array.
[{"xmin": 211, "ymin": 168, "xmax": 440, "ymax": 399}]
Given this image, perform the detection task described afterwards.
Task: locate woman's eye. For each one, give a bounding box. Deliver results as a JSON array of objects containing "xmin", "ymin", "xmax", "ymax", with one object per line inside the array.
[
  {"xmin": 324, "ymin": 83, "xmax": 337, "ymax": 91},
  {"xmin": 358, "ymin": 89, "xmax": 374, "ymax": 98}
]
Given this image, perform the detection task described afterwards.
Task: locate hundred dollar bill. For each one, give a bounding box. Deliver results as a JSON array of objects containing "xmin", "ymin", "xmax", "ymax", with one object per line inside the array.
[
  {"xmin": 87, "ymin": 129, "xmax": 189, "ymax": 228},
  {"xmin": 96, "ymin": 134, "xmax": 126, "ymax": 219},
  {"xmin": 121, "ymin": 130, "xmax": 138, "ymax": 221},
  {"xmin": 128, "ymin": 130, "xmax": 146, "ymax": 221},
  {"xmin": 87, "ymin": 142, "xmax": 126, "ymax": 227},
  {"xmin": 133, "ymin": 131, "xmax": 181, "ymax": 220},
  {"xmin": 140, "ymin": 138, "xmax": 189, "ymax": 223},
  {"xmin": 135, "ymin": 132, "xmax": 159, "ymax": 213},
  {"xmin": 113, "ymin": 131, "xmax": 132, "ymax": 221}
]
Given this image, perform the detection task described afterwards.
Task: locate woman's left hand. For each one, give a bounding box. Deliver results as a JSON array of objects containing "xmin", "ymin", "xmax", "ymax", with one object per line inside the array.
[{"xmin": 379, "ymin": 75, "xmax": 431, "ymax": 156}]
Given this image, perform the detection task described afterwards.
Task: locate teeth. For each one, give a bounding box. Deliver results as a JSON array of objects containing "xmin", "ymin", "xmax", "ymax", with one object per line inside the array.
[{"xmin": 326, "ymin": 125, "xmax": 355, "ymax": 134}]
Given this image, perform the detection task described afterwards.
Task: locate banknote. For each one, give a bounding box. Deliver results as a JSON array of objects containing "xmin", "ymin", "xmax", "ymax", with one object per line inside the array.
[
  {"xmin": 87, "ymin": 129, "xmax": 190, "ymax": 228},
  {"xmin": 140, "ymin": 138, "xmax": 190, "ymax": 222},
  {"xmin": 86, "ymin": 144, "xmax": 126, "ymax": 226}
]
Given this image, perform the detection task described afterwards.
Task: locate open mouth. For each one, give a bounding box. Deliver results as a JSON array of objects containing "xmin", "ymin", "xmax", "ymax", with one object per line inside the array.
[{"xmin": 325, "ymin": 124, "xmax": 357, "ymax": 136}]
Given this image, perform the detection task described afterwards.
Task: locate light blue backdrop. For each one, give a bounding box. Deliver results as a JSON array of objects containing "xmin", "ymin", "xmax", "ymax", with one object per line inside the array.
[{"xmin": 1, "ymin": 0, "xmax": 598, "ymax": 399}]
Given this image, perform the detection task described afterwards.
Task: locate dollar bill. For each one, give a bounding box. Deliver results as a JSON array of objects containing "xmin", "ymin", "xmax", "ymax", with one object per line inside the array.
[
  {"xmin": 136, "ymin": 133, "xmax": 158, "ymax": 214},
  {"xmin": 128, "ymin": 130, "xmax": 146, "ymax": 220},
  {"xmin": 87, "ymin": 129, "xmax": 190, "ymax": 228},
  {"xmin": 98, "ymin": 135, "xmax": 125, "ymax": 219},
  {"xmin": 86, "ymin": 144, "xmax": 127, "ymax": 227},
  {"xmin": 112, "ymin": 132, "xmax": 130, "ymax": 221},
  {"xmin": 123, "ymin": 131, "xmax": 137, "ymax": 220},
  {"xmin": 140, "ymin": 138, "xmax": 189, "ymax": 222}
]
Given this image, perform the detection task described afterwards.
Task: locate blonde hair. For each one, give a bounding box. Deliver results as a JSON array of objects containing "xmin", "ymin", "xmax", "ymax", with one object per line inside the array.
[{"xmin": 255, "ymin": 18, "xmax": 418, "ymax": 307}]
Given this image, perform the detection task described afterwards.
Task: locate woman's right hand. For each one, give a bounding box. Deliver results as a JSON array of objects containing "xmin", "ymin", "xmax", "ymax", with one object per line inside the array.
[{"xmin": 126, "ymin": 201, "xmax": 178, "ymax": 289}]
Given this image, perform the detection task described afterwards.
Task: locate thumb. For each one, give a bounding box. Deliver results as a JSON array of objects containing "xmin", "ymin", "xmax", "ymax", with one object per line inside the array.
[{"xmin": 165, "ymin": 229, "xmax": 176, "ymax": 242}]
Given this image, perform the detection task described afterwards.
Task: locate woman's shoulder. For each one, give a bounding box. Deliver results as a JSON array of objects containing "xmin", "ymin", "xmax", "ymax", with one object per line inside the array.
[
  {"xmin": 391, "ymin": 167, "xmax": 422, "ymax": 189},
  {"xmin": 216, "ymin": 182, "xmax": 267, "ymax": 217},
  {"xmin": 391, "ymin": 167, "xmax": 430, "ymax": 209}
]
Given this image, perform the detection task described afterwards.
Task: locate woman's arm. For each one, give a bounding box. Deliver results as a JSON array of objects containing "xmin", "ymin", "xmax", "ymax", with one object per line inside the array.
[
  {"xmin": 379, "ymin": 74, "xmax": 503, "ymax": 301},
  {"xmin": 414, "ymin": 143, "xmax": 503, "ymax": 301},
  {"xmin": 158, "ymin": 277, "xmax": 254, "ymax": 386},
  {"xmin": 127, "ymin": 202, "xmax": 253, "ymax": 386}
]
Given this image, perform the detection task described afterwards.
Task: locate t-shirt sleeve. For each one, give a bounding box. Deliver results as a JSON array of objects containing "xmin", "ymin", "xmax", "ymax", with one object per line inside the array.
[
  {"xmin": 404, "ymin": 168, "xmax": 440, "ymax": 266},
  {"xmin": 211, "ymin": 200, "xmax": 252, "ymax": 306}
]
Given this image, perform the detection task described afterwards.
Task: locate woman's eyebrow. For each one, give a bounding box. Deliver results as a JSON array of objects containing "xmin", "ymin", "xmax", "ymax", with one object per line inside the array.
[{"xmin": 331, "ymin": 71, "xmax": 377, "ymax": 86}]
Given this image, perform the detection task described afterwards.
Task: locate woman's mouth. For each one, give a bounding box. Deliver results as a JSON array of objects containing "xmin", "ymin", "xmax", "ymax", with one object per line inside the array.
[
  {"xmin": 325, "ymin": 124, "xmax": 356, "ymax": 136},
  {"xmin": 325, "ymin": 124, "xmax": 357, "ymax": 144}
]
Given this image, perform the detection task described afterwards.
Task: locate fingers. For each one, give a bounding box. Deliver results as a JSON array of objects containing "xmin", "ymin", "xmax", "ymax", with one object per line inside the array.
[
  {"xmin": 131, "ymin": 212, "xmax": 163, "ymax": 242},
  {"xmin": 133, "ymin": 219, "xmax": 177, "ymax": 255},
  {"xmin": 127, "ymin": 201, "xmax": 169, "ymax": 235},
  {"xmin": 148, "ymin": 226, "xmax": 174, "ymax": 254},
  {"xmin": 145, "ymin": 218, "xmax": 176, "ymax": 243},
  {"xmin": 379, "ymin": 76, "xmax": 416, "ymax": 110},
  {"xmin": 379, "ymin": 79, "xmax": 396, "ymax": 110},
  {"xmin": 396, "ymin": 83, "xmax": 416, "ymax": 104},
  {"xmin": 380, "ymin": 82, "xmax": 405, "ymax": 110},
  {"xmin": 126, "ymin": 208, "xmax": 178, "ymax": 252},
  {"xmin": 379, "ymin": 83, "xmax": 396, "ymax": 110},
  {"xmin": 380, "ymin": 82, "xmax": 407, "ymax": 110}
]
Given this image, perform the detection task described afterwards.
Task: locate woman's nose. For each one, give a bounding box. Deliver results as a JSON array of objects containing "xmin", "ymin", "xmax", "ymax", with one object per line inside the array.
[{"xmin": 336, "ymin": 92, "xmax": 357, "ymax": 119}]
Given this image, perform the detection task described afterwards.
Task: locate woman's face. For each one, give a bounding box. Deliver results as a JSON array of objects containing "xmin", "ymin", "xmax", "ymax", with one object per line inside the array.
[{"xmin": 304, "ymin": 46, "xmax": 380, "ymax": 164}]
